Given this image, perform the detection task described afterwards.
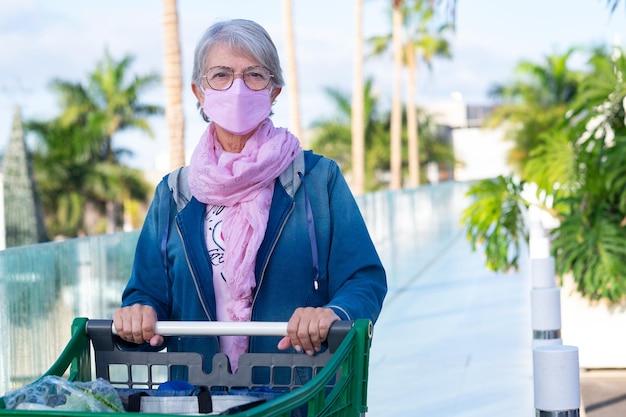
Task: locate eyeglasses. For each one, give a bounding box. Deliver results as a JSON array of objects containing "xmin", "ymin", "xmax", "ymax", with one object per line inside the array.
[{"xmin": 203, "ymin": 66, "xmax": 274, "ymax": 91}]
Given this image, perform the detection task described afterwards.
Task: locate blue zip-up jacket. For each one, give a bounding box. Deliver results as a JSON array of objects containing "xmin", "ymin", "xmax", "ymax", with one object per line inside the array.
[{"xmin": 121, "ymin": 150, "xmax": 387, "ymax": 369}]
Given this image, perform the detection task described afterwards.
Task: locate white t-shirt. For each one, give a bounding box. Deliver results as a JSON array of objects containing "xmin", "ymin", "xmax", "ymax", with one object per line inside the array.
[{"xmin": 204, "ymin": 205, "xmax": 248, "ymax": 371}]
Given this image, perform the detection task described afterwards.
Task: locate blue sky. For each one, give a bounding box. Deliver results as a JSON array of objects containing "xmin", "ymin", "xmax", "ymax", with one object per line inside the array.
[{"xmin": 1, "ymin": 0, "xmax": 625, "ymax": 170}]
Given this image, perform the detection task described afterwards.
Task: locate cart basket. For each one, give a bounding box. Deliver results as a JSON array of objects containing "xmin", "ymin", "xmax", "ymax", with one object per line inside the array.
[{"xmin": 0, "ymin": 318, "xmax": 373, "ymax": 417}]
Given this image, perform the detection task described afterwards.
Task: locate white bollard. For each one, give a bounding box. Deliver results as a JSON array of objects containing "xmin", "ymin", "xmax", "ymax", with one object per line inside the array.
[
  {"xmin": 531, "ymin": 287, "xmax": 562, "ymax": 345},
  {"xmin": 531, "ymin": 256, "xmax": 556, "ymax": 288},
  {"xmin": 533, "ymin": 345, "xmax": 580, "ymax": 416},
  {"xmin": 533, "ymin": 338, "xmax": 564, "ymax": 348},
  {"xmin": 529, "ymin": 221, "xmax": 551, "ymax": 260},
  {"xmin": 530, "ymin": 236, "xmax": 551, "ymax": 260}
]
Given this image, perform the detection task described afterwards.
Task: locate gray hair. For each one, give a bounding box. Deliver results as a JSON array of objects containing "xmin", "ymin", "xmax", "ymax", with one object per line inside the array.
[{"xmin": 192, "ymin": 19, "xmax": 284, "ymax": 89}]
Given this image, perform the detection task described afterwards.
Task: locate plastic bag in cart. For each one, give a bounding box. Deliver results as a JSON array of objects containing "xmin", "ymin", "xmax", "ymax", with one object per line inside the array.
[{"xmin": 1, "ymin": 375, "xmax": 125, "ymax": 412}]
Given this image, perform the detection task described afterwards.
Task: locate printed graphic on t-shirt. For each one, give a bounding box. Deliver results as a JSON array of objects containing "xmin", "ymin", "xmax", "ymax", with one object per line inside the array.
[{"xmin": 206, "ymin": 205, "xmax": 226, "ymax": 282}]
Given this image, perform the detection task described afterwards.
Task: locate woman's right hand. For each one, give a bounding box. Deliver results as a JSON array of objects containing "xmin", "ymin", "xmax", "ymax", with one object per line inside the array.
[{"xmin": 113, "ymin": 304, "xmax": 163, "ymax": 346}]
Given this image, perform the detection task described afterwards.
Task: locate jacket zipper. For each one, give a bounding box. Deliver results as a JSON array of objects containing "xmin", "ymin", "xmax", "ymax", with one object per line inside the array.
[
  {"xmin": 176, "ymin": 201, "xmax": 294, "ymax": 353},
  {"xmin": 176, "ymin": 221, "xmax": 214, "ymax": 322},
  {"xmin": 250, "ymin": 201, "xmax": 295, "ymax": 310}
]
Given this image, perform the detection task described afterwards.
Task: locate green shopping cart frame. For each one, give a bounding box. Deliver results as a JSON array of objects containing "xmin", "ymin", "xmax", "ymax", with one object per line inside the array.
[{"xmin": 0, "ymin": 318, "xmax": 373, "ymax": 417}]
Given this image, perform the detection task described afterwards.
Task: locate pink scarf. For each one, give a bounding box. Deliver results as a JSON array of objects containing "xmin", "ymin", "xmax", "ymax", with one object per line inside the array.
[{"xmin": 188, "ymin": 118, "xmax": 302, "ymax": 334}]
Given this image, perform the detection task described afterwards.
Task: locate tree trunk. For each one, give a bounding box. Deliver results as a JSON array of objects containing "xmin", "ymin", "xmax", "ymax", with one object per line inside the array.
[
  {"xmin": 283, "ymin": 0, "xmax": 303, "ymax": 142},
  {"xmin": 406, "ymin": 45, "xmax": 420, "ymax": 187},
  {"xmin": 105, "ymin": 200, "xmax": 116, "ymax": 234},
  {"xmin": 390, "ymin": 0, "xmax": 404, "ymax": 190},
  {"xmin": 351, "ymin": 0, "xmax": 365, "ymax": 195},
  {"xmin": 163, "ymin": 0, "xmax": 186, "ymax": 169}
]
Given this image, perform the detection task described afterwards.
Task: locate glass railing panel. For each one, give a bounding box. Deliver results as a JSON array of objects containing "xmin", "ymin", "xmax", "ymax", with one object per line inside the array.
[
  {"xmin": 0, "ymin": 182, "xmax": 472, "ymax": 392},
  {"xmin": 0, "ymin": 231, "xmax": 139, "ymax": 392}
]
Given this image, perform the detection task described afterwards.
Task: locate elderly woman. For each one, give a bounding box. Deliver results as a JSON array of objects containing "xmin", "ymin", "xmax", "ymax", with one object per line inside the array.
[{"xmin": 113, "ymin": 19, "xmax": 387, "ymax": 372}]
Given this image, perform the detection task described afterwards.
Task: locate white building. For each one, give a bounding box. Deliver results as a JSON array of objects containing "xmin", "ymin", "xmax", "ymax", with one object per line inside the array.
[{"xmin": 423, "ymin": 98, "xmax": 513, "ymax": 182}]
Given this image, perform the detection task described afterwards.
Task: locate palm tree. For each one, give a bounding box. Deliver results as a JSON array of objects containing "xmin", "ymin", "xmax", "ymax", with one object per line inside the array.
[
  {"xmin": 28, "ymin": 117, "xmax": 93, "ymax": 237},
  {"xmin": 29, "ymin": 51, "xmax": 161, "ymax": 236},
  {"xmin": 87, "ymin": 51, "xmax": 163, "ymax": 164},
  {"xmin": 282, "ymin": 0, "xmax": 303, "ymax": 141},
  {"xmin": 389, "ymin": 0, "xmax": 404, "ymax": 190},
  {"xmin": 370, "ymin": 0, "xmax": 453, "ymax": 189},
  {"xmin": 163, "ymin": 0, "xmax": 186, "ymax": 169},
  {"xmin": 351, "ymin": 0, "xmax": 365, "ymax": 194},
  {"xmin": 310, "ymin": 79, "xmax": 387, "ymax": 190},
  {"xmin": 29, "ymin": 113, "xmax": 152, "ymax": 237},
  {"xmin": 403, "ymin": 0, "xmax": 453, "ymax": 186},
  {"xmin": 310, "ymin": 78, "xmax": 455, "ymax": 191},
  {"xmin": 463, "ymin": 49, "xmax": 583, "ymax": 273},
  {"xmin": 86, "ymin": 51, "xmax": 162, "ymax": 232},
  {"xmin": 462, "ymin": 46, "xmax": 626, "ymax": 303},
  {"xmin": 485, "ymin": 48, "xmax": 582, "ymax": 175}
]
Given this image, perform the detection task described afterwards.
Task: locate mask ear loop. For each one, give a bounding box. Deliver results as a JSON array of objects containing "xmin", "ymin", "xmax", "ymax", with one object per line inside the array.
[
  {"xmin": 298, "ymin": 172, "xmax": 320, "ymax": 291},
  {"xmin": 197, "ymin": 81, "xmax": 210, "ymax": 122}
]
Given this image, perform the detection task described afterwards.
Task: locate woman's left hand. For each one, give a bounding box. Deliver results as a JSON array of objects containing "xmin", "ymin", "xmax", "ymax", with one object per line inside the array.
[{"xmin": 277, "ymin": 307, "xmax": 340, "ymax": 355}]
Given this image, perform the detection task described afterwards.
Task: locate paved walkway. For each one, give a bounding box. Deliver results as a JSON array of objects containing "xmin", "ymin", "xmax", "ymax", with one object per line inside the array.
[
  {"xmin": 366, "ymin": 229, "xmax": 535, "ymax": 416},
  {"xmin": 363, "ymin": 223, "xmax": 626, "ymax": 417},
  {"xmin": 581, "ymin": 370, "xmax": 626, "ymax": 417}
]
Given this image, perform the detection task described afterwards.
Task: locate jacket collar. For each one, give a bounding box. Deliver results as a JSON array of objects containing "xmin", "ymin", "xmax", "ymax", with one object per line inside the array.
[{"xmin": 171, "ymin": 150, "xmax": 322, "ymax": 318}]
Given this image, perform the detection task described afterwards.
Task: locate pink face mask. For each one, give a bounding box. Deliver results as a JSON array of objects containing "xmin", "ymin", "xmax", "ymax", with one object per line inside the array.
[{"xmin": 201, "ymin": 79, "xmax": 271, "ymax": 135}]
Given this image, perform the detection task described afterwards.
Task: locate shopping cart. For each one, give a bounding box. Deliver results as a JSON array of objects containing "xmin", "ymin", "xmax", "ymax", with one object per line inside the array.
[{"xmin": 0, "ymin": 317, "xmax": 373, "ymax": 416}]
